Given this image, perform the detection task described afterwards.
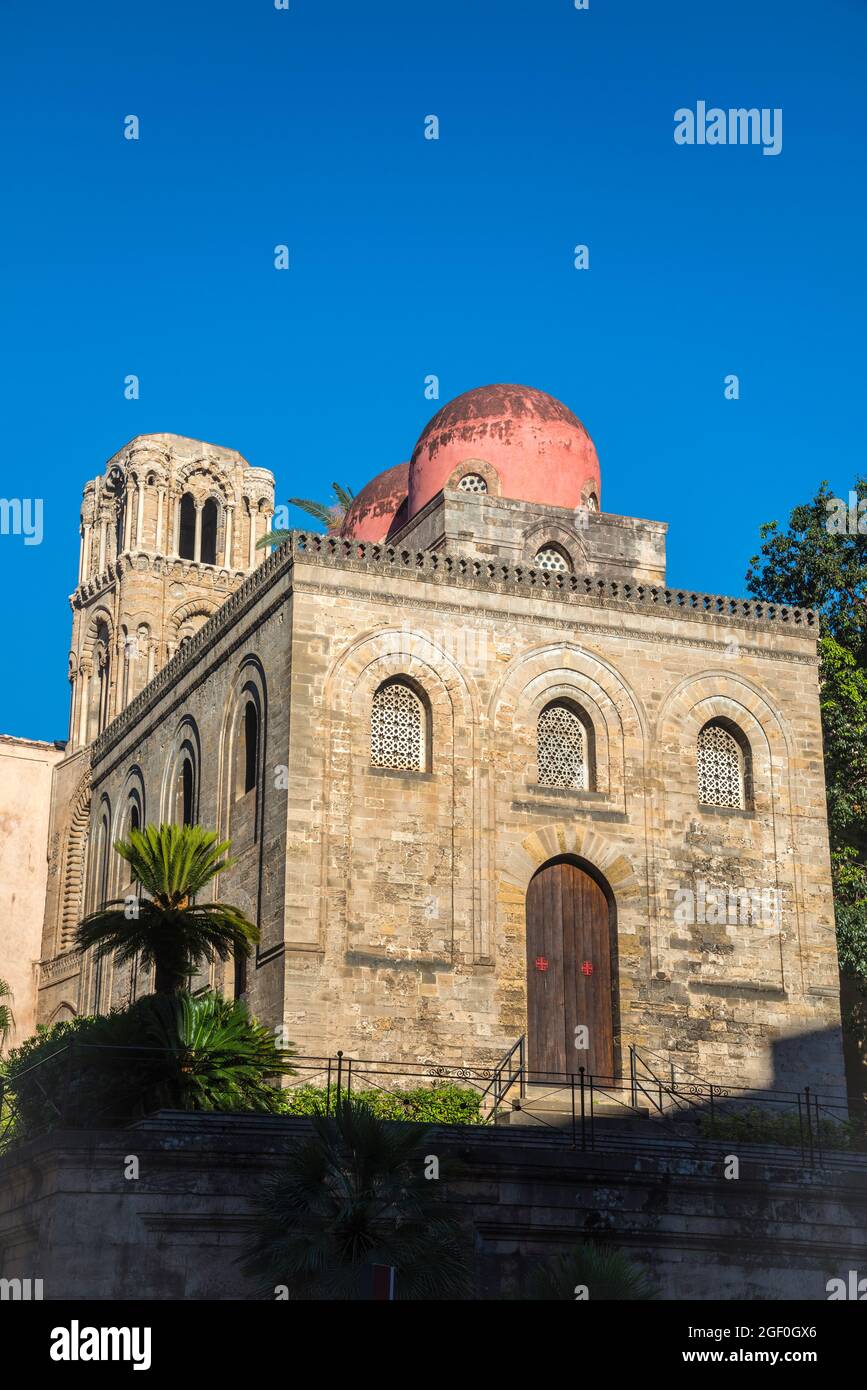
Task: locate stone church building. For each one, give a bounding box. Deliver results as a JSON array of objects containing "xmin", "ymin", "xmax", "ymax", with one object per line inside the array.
[{"xmin": 0, "ymin": 384, "xmax": 847, "ymax": 1096}]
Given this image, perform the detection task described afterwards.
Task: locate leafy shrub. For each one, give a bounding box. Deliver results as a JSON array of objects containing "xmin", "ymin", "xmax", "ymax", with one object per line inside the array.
[
  {"xmin": 2, "ymin": 993, "xmax": 296, "ymax": 1143},
  {"xmin": 698, "ymin": 1105, "xmax": 860, "ymax": 1150},
  {"xmin": 523, "ymin": 1243, "xmax": 658, "ymax": 1300},
  {"xmin": 276, "ymin": 1081, "xmax": 482, "ymax": 1126},
  {"xmin": 243, "ymin": 1096, "xmax": 473, "ymax": 1299}
]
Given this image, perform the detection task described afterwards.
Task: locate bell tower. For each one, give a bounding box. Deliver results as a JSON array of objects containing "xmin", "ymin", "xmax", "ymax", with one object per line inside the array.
[{"xmin": 68, "ymin": 434, "xmax": 275, "ymax": 751}]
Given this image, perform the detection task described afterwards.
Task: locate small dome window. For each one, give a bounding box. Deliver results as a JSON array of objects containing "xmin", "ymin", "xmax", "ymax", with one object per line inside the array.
[
  {"xmin": 457, "ymin": 474, "xmax": 488, "ymax": 494},
  {"xmin": 535, "ymin": 546, "xmax": 571, "ymax": 574}
]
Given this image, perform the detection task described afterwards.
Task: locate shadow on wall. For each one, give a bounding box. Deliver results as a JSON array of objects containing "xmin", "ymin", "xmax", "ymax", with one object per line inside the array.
[{"xmin": 768, "ymin": 1027, "xmax": 849, "ymax": 1109}]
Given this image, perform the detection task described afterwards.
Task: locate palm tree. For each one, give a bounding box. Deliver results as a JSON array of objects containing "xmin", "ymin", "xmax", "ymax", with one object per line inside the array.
[
  {"xmin": 75, "ymin": 823, "xmax": 259, "ymax": 997},
  {"xmin": 242, "ymin": 1096, "xmax": 472, "ymax": 1299},
  {"xmin": 0, "ymin": 979, "xmax": 14, "ymax": 1053},
  {"xmin": 523, "ymin": 1242, "xmax": 658, "ymax": 1300},
  {"xmin": 258, "ymin": 482, "xmax": 355, "ymax": 550}
]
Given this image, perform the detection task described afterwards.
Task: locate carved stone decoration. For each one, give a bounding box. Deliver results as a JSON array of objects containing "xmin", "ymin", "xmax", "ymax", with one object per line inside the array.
[
  {"xmin": 370, "ymin": 681, "xmax": 425, "ymax": 771},
  {"xmin": 697, "ymin": 722, "xmax": 744, "ymax": 809},
  {"xmin": 537, "ymin": 702, "xmax": 587, "ymax": 790},
  {"xmin": 60, "ymin": 771, "xmax": 92, "ymax": 951}
]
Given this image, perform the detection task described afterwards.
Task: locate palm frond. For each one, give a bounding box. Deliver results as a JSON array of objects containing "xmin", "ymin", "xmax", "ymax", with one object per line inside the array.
[
  {"xmin": 330, "ymin": 483, "xmax": 355, "ymax": 510},
  {"xmin": 74, "ymin": 824, "xmax": 257, "ymax": 996},
  {"xmin": 256, "ymin": 528, "xmax": 293, "ymax": 551},
  {"xmin": 287, "ymin": 497, "xmax": 336, "ymax": 525}
]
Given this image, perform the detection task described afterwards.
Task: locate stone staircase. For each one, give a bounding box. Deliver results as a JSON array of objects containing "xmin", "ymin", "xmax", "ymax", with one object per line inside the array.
[{"xmin": 492, "ymin": 1079, "xmax": 696, "ymax": 1139}]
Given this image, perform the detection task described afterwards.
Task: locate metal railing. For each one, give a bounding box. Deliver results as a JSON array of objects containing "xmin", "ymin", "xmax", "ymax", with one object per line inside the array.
[{"xmin": 0, "ymin": 1036, "xmax": 857, "ymax": 1170}]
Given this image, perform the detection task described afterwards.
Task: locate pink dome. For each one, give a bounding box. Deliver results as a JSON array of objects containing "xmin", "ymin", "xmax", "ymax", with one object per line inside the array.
[
  {"xmin": 340, "ymin": 462, "xmax": 409, "ymax": 542},
  {"xmin": 408, "ymin": 384, "xmax": 600, "ymax": 520}
]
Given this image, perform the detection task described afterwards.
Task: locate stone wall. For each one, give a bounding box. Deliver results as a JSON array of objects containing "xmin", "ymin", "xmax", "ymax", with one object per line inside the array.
[
  {"xmin": 0, "ymin": 737, "xmax": 64, "ymax": 1047},
  {"xmin": 46, "ymin": 527, "xmax": 845, "ymax": 1098},
  {"xmin": 1, "ymin": 1113, "xmax": 865, "ymax": 1301}
]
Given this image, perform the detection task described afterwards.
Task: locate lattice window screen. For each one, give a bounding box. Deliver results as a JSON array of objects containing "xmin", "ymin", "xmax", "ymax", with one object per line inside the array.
[
  {"xmin": 371, "ymin": 682, "xmax": 425, "ymax": 771},
  {"xmin": 457, "ymin": 474, "xmax": 487, "ymax": 494},
  {"xmin": 697, "ymin": 723, "xmax": 744, "ymax": 808},
  {"xmin": 535, "ymin": 546, "xmax": 570, "ymax": 573},
  {"xmin": 537, "ymin": 703, "xmax": 587, "ymax": 789}
]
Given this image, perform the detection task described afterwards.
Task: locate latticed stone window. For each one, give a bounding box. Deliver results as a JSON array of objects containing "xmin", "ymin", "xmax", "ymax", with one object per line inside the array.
[
  {"xmin": 697, "ymin": 721, "xmax": 745, "ymax": 809},
  {"xmin": 371, "ymin": 680, "xmax": 426, "ymax": 771},
  {"xmin": 457, "ymin": 474, "xmax": 487, "ymax": 494},
  {"xmin": 535, "ymin": 546, "xmax": 570, "ymax": 573},
  {"xmin": 537, "ymin": 702, "xmax": 588, "ymax": 790}
]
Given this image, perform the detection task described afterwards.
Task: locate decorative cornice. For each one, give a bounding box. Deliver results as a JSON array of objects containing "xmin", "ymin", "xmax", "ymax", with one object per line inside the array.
[
  {"xmin": 38, "ymin": 949, "xmax": 82, "ymax": 984},
  {"xmin": 70, "ymin": 551, "xmax": 249, "ymax": 610},
  {"xmin": 91, "ymin": 531, "xmax": 818, "ymax": 766}
]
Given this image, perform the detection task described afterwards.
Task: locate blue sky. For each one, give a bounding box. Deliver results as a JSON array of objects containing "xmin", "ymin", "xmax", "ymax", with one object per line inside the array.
[{"xmin": 1, "ymin": 0, "xmax": 865, "ymax": 738}]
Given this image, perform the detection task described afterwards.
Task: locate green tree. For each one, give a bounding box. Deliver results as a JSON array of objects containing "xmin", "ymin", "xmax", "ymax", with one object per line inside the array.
[
  {"xmin": 746, "ymin": 479, "xmax": 867, "ymax": 984},
  {"xmin": 524, "ymin": 1243, "xmax": 658, "ymax": 1300},
  {"xmin": 259, "ymin": 482, "xmax": 355, "ymax": 550},
  {"xmin": 242, "ymin": 1096, "xmax": 472, "ymax": 1300},
  {"xmin": 75, "ymin": 824, "xmax": 259, "ymax": 997},
  {"xmin": 0, "ymin": 978, "xmax": 14, "ymax": 1053}
]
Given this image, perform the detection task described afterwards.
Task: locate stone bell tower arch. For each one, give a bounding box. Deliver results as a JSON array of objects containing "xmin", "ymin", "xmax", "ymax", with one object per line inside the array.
[{"xmin": 67, "ymin": 433, "xmax": 275, "ymax": 752}]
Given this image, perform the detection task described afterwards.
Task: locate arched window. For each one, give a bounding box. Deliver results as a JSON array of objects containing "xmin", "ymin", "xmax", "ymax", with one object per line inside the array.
[
  {"xmin": 537, "ymin": 700, "xmax": 593, "ymax": 790},
  {"xmin": 201, "ymin": 498, "xmax": 218, "ymax": 565},
  {"xmin": 129, "ymin": 801, "xmax": 141, "ymax": 834},
  {"xmin": 179, "ymin": 493, "xmax": 196, "ymax": 560},
  {"xmin": 180, "ymin": 756, "xmax": 194, "ymax": 825},
  {"xmin": 87, "ymin": 618, "xmax": 112, "ymax": 741},
  {"xmin": 235, "ymin": 698, "xmax": 259, "ymax": 799},
  {"xmin": 371, "ymin": 680, "xmax": 428, "ymax": 772},
  {"xmin": 457, "ymin": 474, "xmax": 487, "ymax": 494},
  {"xmin": 535, "ymin": 545, "xmax": 571, "ymax": 574},
  {"xmin": 696, "ymin": 719, "xmax": 750, "ymax": 809}
]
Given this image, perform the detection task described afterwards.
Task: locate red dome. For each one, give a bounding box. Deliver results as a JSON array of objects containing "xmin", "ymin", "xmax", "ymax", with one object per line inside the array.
[
  {"xmin": 408, "ymin": 384, "xmax": 600, "ymax": 519},
  {"xmin": 340, "ymin": 462, "xmax": 409, "ymax": 542}
]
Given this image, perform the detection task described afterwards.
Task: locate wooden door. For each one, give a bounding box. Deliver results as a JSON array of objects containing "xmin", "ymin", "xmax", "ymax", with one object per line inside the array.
[{"xmin": 525, "ymin": 860, "xmax": 615, "ymax": 1080}]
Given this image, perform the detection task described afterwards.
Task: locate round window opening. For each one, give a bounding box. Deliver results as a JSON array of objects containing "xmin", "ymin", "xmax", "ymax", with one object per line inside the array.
[
  {"xmin": 535, "ymin": 546, "xmax": 570, "ymax": 573},
  {"xmin": 457, "ymin": 474, "xmax": 488, "ymax": 494}
]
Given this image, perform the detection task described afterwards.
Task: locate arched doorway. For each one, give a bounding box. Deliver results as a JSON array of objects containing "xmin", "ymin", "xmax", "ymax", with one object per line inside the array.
[{"xmin": 525, "ymin": 856, "xmax": 616, "ymax": 1080}]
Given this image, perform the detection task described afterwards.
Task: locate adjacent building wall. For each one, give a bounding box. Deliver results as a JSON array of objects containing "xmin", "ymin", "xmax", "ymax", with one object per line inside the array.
[{"xmin": 0, "ymin": 736, "xmax": 64, "ymax": 1048}]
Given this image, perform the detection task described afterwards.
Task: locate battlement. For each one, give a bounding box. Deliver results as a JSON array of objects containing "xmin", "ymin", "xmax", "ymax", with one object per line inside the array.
[{"xmin": 91, "ymin": 530, "xmax": 818, "ymax": 764}]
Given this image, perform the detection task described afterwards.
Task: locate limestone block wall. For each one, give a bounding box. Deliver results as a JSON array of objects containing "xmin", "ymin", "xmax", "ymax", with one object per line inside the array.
[
  {"xmin": 2, "ymin": 1115, "xmax": 865, "ymax": 1301},
  {"xmin": 68, "ymin": 549, "xmax": 295, "ymax": 1028},
  {"xmin": 0, "ymin": 736, "xmax": 64, "ymax": 1047},
  {"xmin": 395, "ymin": 489, "xmax": 667, "ymax": 584},
  {"xmin": 43, "ymin": 532, "xmax": 845, "ymax": 1100},
  {"xmin": 281, "ymin": 539, "xmax": 844, "ymax": 1095}
]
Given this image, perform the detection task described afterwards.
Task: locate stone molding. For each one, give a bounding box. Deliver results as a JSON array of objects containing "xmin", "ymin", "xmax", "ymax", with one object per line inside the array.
[{"xmin": 90, "ymin": 531, "xmax": 818, "ymax": 765}]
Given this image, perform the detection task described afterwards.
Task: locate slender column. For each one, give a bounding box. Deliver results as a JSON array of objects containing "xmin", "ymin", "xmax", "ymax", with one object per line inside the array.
[
  {"xmin": 68, "ymin": 674, "xmax": 78, "ymax": 743},
  {"xmin": 248, "ymin": 507, "xmax": 257, "ymax": 568},
  {"xmin": 78, "ymin": 668, "xmax": 90, "ymax": 746},
  {"xmin": 81, "ymin": 523, "xmax": 92, "ymax": 582},
  {"xmin": 98, "ymin": 519, "xmax": 107, "ymax": 573},
  {"xmin": 194, "ymin": 501, "xmax": 203, "ymax": 562},
  {"xmin": 172, "ymin": 494, "xmax": 180, "ymax": 556},
  {"xmin": 223, "ymin": 504, "xmax": 234, "ymax": 568},
  {"xmin": 135, "ymin": 480, "xmax": 145, "ymax": 549},
  {"xmin": 155, "ymin": 488, "xmax": 166, "ymax": 552},
  {"xmin": 147, "ymin": 642, "xmax": 156, "ymax": 683},
  {"xmin": 122, "ymin": 483, "xmax": 133, "ymax": 552}
]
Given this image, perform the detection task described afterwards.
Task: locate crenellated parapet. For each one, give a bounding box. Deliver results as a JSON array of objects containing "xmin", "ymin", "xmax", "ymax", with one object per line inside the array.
[{"xmin": 90, "ymin": 529, "xmax": 818, "ymax": 766}]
